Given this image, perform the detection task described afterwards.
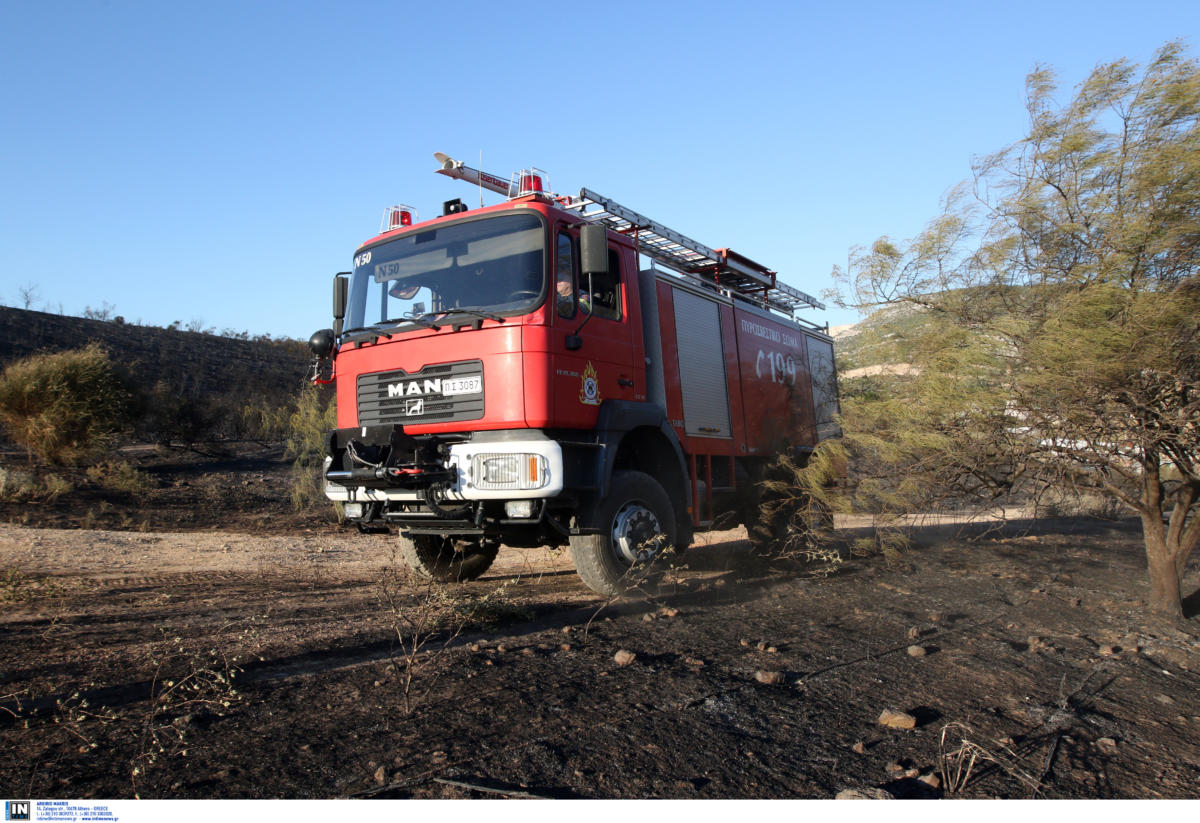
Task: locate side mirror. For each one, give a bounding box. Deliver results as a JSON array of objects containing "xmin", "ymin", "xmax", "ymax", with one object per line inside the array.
[
  {"xmin": 333, "ymin": 272, "xmax": 349, "ymax": 336},
  {"xmin": 580, "ymin": 224, "xmax": 608, "ymax": 277}
]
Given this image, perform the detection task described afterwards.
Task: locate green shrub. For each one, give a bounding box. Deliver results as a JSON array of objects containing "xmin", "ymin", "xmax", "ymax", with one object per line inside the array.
[
  {"xmin": 284, "ymin": 384, "xmax": 337, "ymax": 510},
  {"xmin": 0, "ymin": 343, "xmax": 136, "ymax": 464}
]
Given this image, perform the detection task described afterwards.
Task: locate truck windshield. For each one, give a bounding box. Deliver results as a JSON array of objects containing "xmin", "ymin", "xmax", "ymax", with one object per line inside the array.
[{"xmin": 345, "ymin": 213, "xmax": 545, "ymax": 332}]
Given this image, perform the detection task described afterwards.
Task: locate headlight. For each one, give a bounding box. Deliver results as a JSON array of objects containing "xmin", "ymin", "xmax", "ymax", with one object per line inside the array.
[{"xmin": 472, "ymin": 453, "xmax": 549, "ymax": 490}]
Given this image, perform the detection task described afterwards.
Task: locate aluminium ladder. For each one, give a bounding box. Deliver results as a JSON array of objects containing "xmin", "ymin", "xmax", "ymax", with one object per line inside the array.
[{"xmin": 560, "ymin": 188, "xmax": 825, "ymax": 318}]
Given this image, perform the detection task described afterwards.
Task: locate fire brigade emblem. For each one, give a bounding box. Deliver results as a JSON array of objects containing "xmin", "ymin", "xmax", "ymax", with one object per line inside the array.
[{"xmin": 579, "ymin": 361, "xmax": 601, "ymax": 406}]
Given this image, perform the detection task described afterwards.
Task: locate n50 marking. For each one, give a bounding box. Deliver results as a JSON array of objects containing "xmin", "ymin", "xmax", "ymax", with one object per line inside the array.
[{"xmin": 755, "ymin": 349, "xmax": 798, "ymax": 385}]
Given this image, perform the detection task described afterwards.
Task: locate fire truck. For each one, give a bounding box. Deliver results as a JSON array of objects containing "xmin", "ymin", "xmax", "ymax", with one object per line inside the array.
[{"xmin": 307, "ymin": 154, "xmax": 839, "ymax": 595}]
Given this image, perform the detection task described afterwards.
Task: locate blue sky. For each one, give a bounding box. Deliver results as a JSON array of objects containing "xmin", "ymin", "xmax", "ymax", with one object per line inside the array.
[{"xmin": 1, "ymin": 0, "xmax": 1196, "ymax": 338}]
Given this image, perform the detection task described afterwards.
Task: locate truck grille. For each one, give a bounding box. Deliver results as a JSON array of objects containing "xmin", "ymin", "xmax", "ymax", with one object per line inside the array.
[{"xmin": 356, "ymin": 360, "xmax": 484, "ymax": 426}]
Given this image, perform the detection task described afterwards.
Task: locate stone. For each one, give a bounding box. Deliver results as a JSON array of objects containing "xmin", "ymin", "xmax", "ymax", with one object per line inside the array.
[
  {"xmin": 878, "ymin": 709, "xmax": 917, "ymax": 729},
  {"xmin": 907, "ymin": 627, "xmax": 920, "ymax": 639},
  {"xmin": 613, "ymin": 649, "xmax": 636, "ymax": 666},
  {"xmin": 660, "ymin": 607, "xmax": 679, "ymax": 618},
  {"xmin": 560, "ymin": 643, "xmax": 572, "ymax": 652},
  {"xmin": 919, "ymin": 773, "xmax": 941, "ymax": 789},
  {"xmin": 907, "ymin": 645, "xmax": 927, "ymax": 658},
  {"xmin": 851, "ymin": 741, "xmax": 867, "ymax": 754},
  {"xmin": 835, "ymin": 788, "xmax": 893, "ymax": 799},
  {"xmin": 1096, "ymin": 737, "xmax": 1118, "ymax": 754},
  {"xmin": 373, "ymin": 765, "xmax": 387, "ymax": 785},
  {"xmin": 754, "ymin": 670, "xmax": 785, "ymax": 685},
  {"xmin": 1098, "ymin": 644, "xmax": 1117, "ymax": 656}
]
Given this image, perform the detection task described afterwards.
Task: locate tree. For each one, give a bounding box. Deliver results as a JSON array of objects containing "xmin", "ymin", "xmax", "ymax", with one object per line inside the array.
[{"xmin": 824, "ymin": 42, "xmax": 1200, "ymax": 618}]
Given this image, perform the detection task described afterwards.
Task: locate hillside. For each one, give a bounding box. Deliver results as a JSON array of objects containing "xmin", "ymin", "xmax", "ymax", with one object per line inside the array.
[{"xmin": 0, "ymin": 306, "xmax": 312, "ymax": 412}]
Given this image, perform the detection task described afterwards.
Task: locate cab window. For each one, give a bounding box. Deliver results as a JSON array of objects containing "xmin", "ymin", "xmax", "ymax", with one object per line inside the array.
[
  {"xmin": 585, "ymin": 249, "xmax": 622, "ymax": 321},
  {"xmin": 555, "ymin": 232, "xmax": 576, "ymax": 318}
]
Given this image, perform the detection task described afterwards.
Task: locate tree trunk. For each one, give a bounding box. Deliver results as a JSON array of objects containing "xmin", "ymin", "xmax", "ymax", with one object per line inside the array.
[{"xmin": 1142, "ymin": 519, "xmax": 1184, "ymax": 619}]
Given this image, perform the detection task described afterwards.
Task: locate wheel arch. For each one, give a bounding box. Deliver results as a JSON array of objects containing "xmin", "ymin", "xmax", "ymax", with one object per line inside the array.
[{"xmin": 594, "ymin": 400, "xmax": 693, "ymax": 547}]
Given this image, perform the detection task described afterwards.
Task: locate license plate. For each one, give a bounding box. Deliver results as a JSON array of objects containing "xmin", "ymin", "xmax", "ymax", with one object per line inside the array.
[{"xmin": 442, "ymin": 376, "xmax": 481, "ymax": 396}]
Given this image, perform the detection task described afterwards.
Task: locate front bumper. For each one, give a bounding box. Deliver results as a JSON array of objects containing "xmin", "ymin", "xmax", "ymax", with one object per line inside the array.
[{"xmin": 323, "ymin": 429, "xmax": 564, "ymax": 503}]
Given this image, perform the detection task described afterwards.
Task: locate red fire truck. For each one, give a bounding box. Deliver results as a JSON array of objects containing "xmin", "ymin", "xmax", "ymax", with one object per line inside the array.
[{"xmin": 308, "ymin": 154, "xmax": 839, "ymax": 595}]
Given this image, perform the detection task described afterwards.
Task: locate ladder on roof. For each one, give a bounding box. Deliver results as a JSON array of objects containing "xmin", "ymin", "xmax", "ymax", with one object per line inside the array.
[
  {"xmin": 432, "ymin": 152, "xmax": 825, "ymax": 316},
  {"xmin": 562, "ymin": 188, "xmax": 825, "ymax": 316}
]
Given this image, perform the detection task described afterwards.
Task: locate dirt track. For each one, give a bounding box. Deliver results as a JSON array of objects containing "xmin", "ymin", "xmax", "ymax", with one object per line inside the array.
[{"xmin": 2, "ymin": 514, "xmax": 1199, "ymax": 799}]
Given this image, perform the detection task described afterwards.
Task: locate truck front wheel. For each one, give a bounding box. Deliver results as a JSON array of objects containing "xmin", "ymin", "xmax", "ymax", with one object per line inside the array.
[
  {"xmin": 399, "ymin": 534, "xmax": 499, "ymax": 582},
  {"xmin": 569, "ymin": 471, "xmax": 677, "ymax": 596}
]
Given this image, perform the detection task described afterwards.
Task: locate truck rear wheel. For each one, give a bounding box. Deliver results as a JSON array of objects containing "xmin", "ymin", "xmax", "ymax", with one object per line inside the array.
[
  {"xmin": 569, "ymin": 471, "xmax": 677, "ymax": 596},
  {"xmin": 399, "ymin": 534, "xmax": 499, "ymax": 582}
]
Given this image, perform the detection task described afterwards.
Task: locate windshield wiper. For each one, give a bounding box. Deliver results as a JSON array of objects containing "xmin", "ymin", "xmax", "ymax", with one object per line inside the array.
[
  {"xmin": 398, "ymin": 315, "xmax": 442, "ymax": 331},
  {"xmin": 344, "ymin": 318, "xmax": 440, "ymax": 342},
  {"xmin": 433, "ymin": 306, "xmax": 505, "ymax": 323}
]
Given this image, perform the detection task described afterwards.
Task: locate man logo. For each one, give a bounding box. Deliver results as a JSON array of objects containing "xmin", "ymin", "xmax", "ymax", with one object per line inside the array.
[
  {"xmin": 5, "ymin": 801, "xmax": 30, "ymax": 821},
  {"xmin": 404, "ymin": 398, "xmax": 424, "ymax": 416}
]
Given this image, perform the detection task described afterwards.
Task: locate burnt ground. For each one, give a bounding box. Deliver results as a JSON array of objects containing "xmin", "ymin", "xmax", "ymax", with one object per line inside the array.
[{"xmin": 1, "ymin": 447, "xmax": 1199, "ymax": 799}]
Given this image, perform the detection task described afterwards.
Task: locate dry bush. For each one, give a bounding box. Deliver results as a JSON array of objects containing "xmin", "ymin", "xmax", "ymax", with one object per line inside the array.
[
  {"xmin": 0, "ymin": 566, "xmax": 67, "ymax": 603},
  {"xmin": 938, "ymin": 722, "xmax": 1043, "ymax": 797},
  {"xmin": 241, "ymin": 383, "xmax": 337, "ymax": 511},
  {"xmin": 128, "ymin": 623, "xmax": 258, "ymax": 794},
  {"xmin": 377, "ymin": 561, "xmax": 525, "ymax": 715},
  {"xmin": 86, "ymin": 460, "xmax": 152, "ymax": 494},
  {"xmin": 0, "ymin": 343, "xmax": 136, "ymax": 464},
  {"xmin": 0, "ymin": 468, "xmax": 74, "ymax": 503},
  {"xmin": 754, "ymin": 453, "xmax": 850, "ymax": 571}
]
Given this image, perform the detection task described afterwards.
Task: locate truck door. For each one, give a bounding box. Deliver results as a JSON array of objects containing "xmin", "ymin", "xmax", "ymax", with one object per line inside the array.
[{"xmin": 551, "ymin": 229, "xmax": 635, "ymax": 428}]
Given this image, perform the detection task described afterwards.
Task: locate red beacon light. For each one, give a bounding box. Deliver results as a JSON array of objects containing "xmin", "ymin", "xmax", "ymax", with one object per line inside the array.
[
  {"xmin": 381, "ymin": 205, "xmax": 417, "ymax": 233},
  {"xmin": 509, "ymin": 167, "xmax": 550, "ymax": 198}
]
